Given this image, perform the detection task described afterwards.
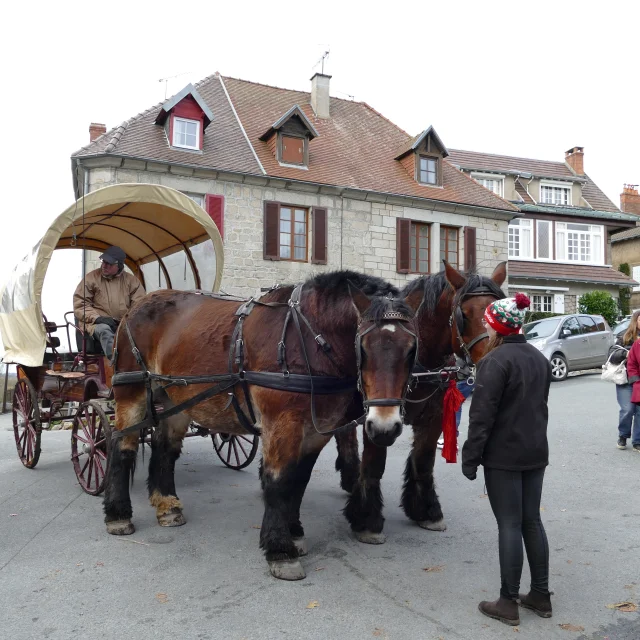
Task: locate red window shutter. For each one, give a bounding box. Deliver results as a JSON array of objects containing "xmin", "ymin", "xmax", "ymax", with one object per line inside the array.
[
  {"xmin": 311, "ymin": 207, "xmax": 328, "ymax": 264},
  {"xmin": 464, "ymin": 226, "xmax": 477, "ymax": 271},
  {"xmin": 205, "ymin": 194, "xmax": 224, "ymax": 239},
  {"xmin": 396, "ymin": 218, "xmax": 411, "ymax": 273},
  {"xmin": 264, "ymin": 201, "xmax": 280, "ymax": 260}
]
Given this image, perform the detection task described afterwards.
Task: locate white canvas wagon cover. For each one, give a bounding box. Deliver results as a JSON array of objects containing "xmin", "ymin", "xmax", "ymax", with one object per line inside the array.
[{"xmin": 0, "ymin": 183, "xmax": 224, "ymax": 367}]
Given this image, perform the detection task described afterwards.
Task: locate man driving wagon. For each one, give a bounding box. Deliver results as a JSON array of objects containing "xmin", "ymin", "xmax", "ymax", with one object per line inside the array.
[{"xmin": 73, "ymin": 246, "xmax": 146, "ymax": 359}]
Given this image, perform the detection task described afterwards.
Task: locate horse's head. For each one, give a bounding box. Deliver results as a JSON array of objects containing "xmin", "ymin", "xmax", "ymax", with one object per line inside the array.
[
  {"xmin": 444, "ymin": 261, "xmax": 507, "ymax": 365},
  {"xmin": 350, "ymin": 285, "xmax": 421, "ymax": 447}
]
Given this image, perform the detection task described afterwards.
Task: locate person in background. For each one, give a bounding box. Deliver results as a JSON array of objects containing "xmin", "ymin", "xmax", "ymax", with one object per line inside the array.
[
  {"xmin": 610, "ymin": 310, "xmax": 640, "ymax": 451},
  {"xmin": 462, "ymin": 294, "xmax": 553, "ymax": 627},
  {"xmin": 73, "ymin": 246, "xmax": 146, "ymax": 359}
]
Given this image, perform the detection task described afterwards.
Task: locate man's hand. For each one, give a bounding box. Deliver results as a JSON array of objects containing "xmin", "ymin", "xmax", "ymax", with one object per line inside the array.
[
  {"xmin": 462, "ymin": 465, "xmax": 477, "ymax": 481},
  {"xmin": 95, "ymin": 316, "xmax": 119, "ymax": 332}
]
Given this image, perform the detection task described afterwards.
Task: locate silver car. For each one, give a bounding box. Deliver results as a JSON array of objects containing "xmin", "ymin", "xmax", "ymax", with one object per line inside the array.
[{"xmin": 523, "ymin": 314, "xmax": 614, "ymax": 381}]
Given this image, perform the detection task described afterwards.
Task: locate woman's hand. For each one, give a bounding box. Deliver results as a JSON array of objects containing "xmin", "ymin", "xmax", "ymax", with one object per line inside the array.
[{"xmin": 462, "ymin": 465, "xmax": 477, "ymax": 480}]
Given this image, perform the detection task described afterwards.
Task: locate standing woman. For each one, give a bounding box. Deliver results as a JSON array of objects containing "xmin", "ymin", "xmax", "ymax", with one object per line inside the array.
[
  {"xmin": 612, "ymin": 311, "xmax": 640, "ymax": 451},
  {"xmin": 461, "ymin": 294, "xmax": 553, "ymax": 627}
]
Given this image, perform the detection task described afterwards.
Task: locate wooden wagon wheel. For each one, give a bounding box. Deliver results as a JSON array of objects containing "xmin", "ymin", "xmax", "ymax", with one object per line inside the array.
[
  {"xmin": 71, "ymin": 400, "xmax": 111, "ymax": 495},
  {"xmin": 212, "ymin": 433, "xmax": 259, "ymax": 470},
  {"xmin": 12, "ymin": 378, "xmax": 42, "ymax": 469}
]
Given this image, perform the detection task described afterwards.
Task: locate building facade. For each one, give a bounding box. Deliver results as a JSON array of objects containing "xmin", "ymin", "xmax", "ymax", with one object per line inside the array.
[
  {"xmin": 71, "ymin": 73, "xmax": 517, "ymax": 295},
  {"xmin": 611, "ymin": 185, "xmax": 640, "ymax": 309},
  {"xmin": 448, "ymin": 148, "xmax": 637, "ymax": 313}
]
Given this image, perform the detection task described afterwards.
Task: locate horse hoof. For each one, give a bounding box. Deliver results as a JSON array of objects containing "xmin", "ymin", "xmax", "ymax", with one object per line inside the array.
[
  {"xmin": 418, "ymin": 519, "xmax": 447, "ymax": 531},
  {"xmin": 354, "ymin": 530, "xmax": 387, "ymax": 545},
  {"xmin": 106, "ymin": 520, "xmax": 135, "ymax": 536},
  {"xmin": 293, "ymin": 537, "xmax": 308, "ymax": 556},
  {"xmin": 268, "ymin": 559, "xmax": 306, "ymax": 581},
  {"xmin": 158, "ymin": 510, "xmax": 186, "ymax": 527}
]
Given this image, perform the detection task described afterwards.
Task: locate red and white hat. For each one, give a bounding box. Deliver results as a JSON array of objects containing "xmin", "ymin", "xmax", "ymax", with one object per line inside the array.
[{"xmin": 484, "ymin": 293, "xmax": 531, "ymax": 336}]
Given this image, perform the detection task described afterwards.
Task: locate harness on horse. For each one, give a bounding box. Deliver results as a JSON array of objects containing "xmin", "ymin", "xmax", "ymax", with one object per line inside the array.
[{"xmin": 110, "ymin": 286, "xmax": 415, "ymax": 440}]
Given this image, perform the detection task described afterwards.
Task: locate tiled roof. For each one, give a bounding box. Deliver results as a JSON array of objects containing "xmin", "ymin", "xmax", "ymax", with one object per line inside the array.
[
  {"xmin": 509, "ymin": 260, "xmax": 636, "ymax": 286},
  {"xmin": 72, "ymin": 75, "xmax": 262, "ymax": 176},
  {"xmin": 518, "ymin": 203, "xmax": 638, "ymax": 223},
  {"xmin": 612, "ymin": 226, "xmax": 640, "ymax": 243},
  {"xmin": 73, "ymin": 74, "xmax": 518, "ymax": 213}
]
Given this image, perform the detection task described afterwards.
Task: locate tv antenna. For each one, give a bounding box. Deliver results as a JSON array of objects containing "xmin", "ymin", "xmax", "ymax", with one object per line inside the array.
[
  {"xmin": 158, "ymin": 71, "xmax": 191, "ymax": 99},
  {"xmin": 313, "ymin": 48, "xmax": 330, "ymax": 74}
]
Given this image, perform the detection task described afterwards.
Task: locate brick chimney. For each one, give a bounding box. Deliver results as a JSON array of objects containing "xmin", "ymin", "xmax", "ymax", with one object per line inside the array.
[
  {"xmin": 565, "ymin": 146, "xmax": 585, "ymax": 175},
  {"xmin": 89, "ymin": 123, "xmax": 107, "ymax": 142},
  {"xmin": 310, "ymin": 73, "xmax": 331, "ymax": 119},
  {"xmin": 621, "ymin": 184, "xmax": 640, "ymax": 215}
]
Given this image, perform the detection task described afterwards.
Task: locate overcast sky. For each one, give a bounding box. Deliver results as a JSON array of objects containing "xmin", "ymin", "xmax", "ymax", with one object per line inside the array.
[{"xmin": 1, "ymin": 0, "xmax": 639, "ymax": 351}]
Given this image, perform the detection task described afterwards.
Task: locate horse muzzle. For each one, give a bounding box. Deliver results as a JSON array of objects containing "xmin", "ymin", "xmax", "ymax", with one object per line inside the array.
[{"xmin": 364, "ymin": 404, "xmax": 403, "ymax": 447}]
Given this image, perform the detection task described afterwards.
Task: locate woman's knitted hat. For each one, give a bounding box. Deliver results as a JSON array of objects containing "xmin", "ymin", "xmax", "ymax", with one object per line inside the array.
[{"xmin": 484, "ymin": 293, "xmax": 531, "ymax": 335}]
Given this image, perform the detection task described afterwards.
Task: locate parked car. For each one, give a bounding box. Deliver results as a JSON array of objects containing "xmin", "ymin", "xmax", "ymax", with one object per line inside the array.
[
  {"xmin": 523, "ymin": 314, "xmax": 614, "ymax": 381},
  {"xmin": 613, "ymin": 317, "xmax": 630, "ymax": 337}
]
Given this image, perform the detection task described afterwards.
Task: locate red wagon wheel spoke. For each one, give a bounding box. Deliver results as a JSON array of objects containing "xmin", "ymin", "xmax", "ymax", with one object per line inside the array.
[
  {"xmin": 231, "ymin": 439, "xmax": 241, "ymax": 466},
  {"xmin": 13, "ymin": 378, "xmax": 42, "ymax": 469},
  {"xmin": 235, "ymin": 437, "xmax": 248, "ymax": 458},
  {"xmin": 73, "ymin": 433, "xmax": 89, "ymax": 444},
  {"xmin": 212, "ymin": 432, "xmax": 259, "ymax": 471},
  {"xmin": 71, "ymin": 401, "xmax": 110, "ymax": 496}
]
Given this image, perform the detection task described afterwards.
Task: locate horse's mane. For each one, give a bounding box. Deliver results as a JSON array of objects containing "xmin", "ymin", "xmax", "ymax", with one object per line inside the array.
[
  {"xmin": 402, "ymin": 269, "xmax": 505, "ymax": 315},
  {"xmin": 362, "ymin": 295, "xmax": 415, "ymax": 326}
]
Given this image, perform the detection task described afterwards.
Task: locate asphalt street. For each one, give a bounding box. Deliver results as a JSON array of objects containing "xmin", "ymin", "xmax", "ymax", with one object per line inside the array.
[{"xmin": 1, "ymin": 373, "xmax": 639, "ymax": 640}]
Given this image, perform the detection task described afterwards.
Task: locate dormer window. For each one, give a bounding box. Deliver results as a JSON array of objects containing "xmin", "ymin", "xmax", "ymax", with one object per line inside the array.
[
  {"xmin": 419, "ymin": 156, "xmax": 438, "ymax": 185},
  {"xmin": 280, "ymin": 135, "xmax": 305, "ymax": 165},
  {"xmin": 173, "ymin": 117, "xmax": 200, "ymax": 150}
]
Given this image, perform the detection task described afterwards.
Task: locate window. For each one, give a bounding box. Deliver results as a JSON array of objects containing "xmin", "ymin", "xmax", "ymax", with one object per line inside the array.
[
  {"xmin": 184, "ymin": 193, "xmax": 204, "ymax": 207},
  {"xmin": 536, "ymin": 220, "xmax": 551, "ymax": 259},
  {"xmin": 508, "ymin": 219, "xmax": 533, "ymax": 259},
  {"xmin": 562, "ymin": 317, "xmax": 581, "ymax": 336},
  {"xmin": 280, "ymin": 135, "xmax": 305, "ymax": 165},
  {"xmin": 633, "ymin": 265, "xmax": 640, "ymax": 292},
  {"xmin": 579, "ymin": 316, "xmax": 598, "ymax": 333},
  {"xmin": 473, "ymin": 176, "xmax": 504, "ymax": 197},
  {"xmin": 173, "ymin": 117, "xmax": 200, "ymax": 150},
  {"xmin": 440, "ymin": 226, "xmax": 458, "ymax": 268},
  {"xmin": 532, "ymin": 295, "xmax": 552, "ymax": 312},
  {"xmin": 410, "ymin": 223, "xmax": 430, "ymax": 273},
  {"xmin": 541, "ymin": 183, "xmax": 571, "ymax": 206},
  {"xmin": 279, "ymin": 207, "xmax": 308, "ymax": 261},
  {"xmin": 556, "ymin": 223, "xmax": 603, "ymax": 264},
  {"xmin": 419, "ymin": 156, "xmax": 438, "ymax": 185}
]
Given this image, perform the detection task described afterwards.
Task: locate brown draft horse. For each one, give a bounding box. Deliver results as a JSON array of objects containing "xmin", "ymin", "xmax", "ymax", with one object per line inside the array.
[
  {"xmin": 103, "ymin": 271, "xmax": 420, "ymax": 580},
  {"xmin": 337, "ymin": 262, "xmax": 507, "ymax": 543}
]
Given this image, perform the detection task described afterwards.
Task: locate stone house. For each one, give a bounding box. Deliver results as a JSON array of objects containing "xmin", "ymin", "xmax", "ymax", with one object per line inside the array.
[
  {"xmin": 611, "ymin": 185, "xmax": 640, "ymax": 308},
  {"xmin": 447, "ymin": 148, "xmax": 637, "ymax": 315},
  {"xmin": 70, "ymin": 73, "xmax": 517, "ymax": 295}
]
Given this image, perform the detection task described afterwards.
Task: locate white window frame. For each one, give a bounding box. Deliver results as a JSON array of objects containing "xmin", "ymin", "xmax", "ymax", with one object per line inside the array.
[
  {"xmin": 471, "ymin": 172, "xmax": 505, "ymax": 197},
  {"xmin": 184, "ymin": 193, "xmax": 204, "ymax": 207},
  {"xmin": 531, "ymin": 294, "xmax": 553, "ymax": 313},
  {"xmin": 540, "ymin": 181, "xmax": 572, "ymax": 206},
  {"xmin": 508, "ymin": 218, "xmax": 533, "ymax": 259},
  {"xmin": 632, "ymin": 265, "xmax": 640, "ymax": 293},
  {"xmin": 172, "ymin": 117, "xmax": 200, "ymax": 150},
  {"xmin": 555, "ymin": 222, "xmax": 604, "ymax": 265}
]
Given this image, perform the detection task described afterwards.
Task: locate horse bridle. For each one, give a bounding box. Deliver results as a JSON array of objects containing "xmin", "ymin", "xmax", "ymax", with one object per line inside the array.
[
  {"xmin": 449, "ymin": 285, "xmax": 501, "ymax": 376},
  {"xmin": 355, "ymin": 307, "xmax": 419, "ymax": 419}
]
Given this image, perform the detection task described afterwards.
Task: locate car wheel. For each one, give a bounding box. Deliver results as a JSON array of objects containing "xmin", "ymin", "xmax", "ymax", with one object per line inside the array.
[{"xmin": 550, "ymin": 354, "xmax": 568, "ymax": 381}]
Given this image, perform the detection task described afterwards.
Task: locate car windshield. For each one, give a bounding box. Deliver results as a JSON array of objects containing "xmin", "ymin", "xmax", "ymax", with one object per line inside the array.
[
  {"xmin": 523, "ymin": 318, "xmax": 561, "ymax": 339},
  {"xmin": 614, "ymin": 320, "xmax": 629, "ymax": 335}
]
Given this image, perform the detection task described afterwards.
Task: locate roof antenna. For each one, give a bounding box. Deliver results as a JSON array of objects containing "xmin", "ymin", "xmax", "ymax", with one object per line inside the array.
[
  {"xmin": 313, "ymin": 47, "xmax": 330, "ymax": 74},
  {"xmin": 158, "ymin": 71, "xmax": 191, "ymax": 99}
]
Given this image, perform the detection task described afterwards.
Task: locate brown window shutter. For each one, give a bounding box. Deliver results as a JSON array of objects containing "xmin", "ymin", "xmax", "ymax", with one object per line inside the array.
[
  {"xmin": 464, "ymin": 226, "xmax": 477, "ymax": 271},
  {"xmin": 311, "ymin": 207, "xmax": 328, "ymax": 264},
  {"xmin": 396, "ymin": 218, "xmax": 411, "ymax": 273},
  {"xmin": 205, "ymin": 194, "xmax": 224, "ymax": 239},
  {"xmin": 264, "ymin": 201, "xmax": 280, "ymax": 260}
]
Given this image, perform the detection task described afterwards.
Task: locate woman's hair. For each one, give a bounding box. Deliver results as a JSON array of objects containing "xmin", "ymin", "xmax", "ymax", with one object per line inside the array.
[
  {"xmin": 623, "ymin": 311, "xmax": 640, "ymax": 345},
  {"xmin": 482, "ymin": 332, "xmax": 506, "ymax": 358}
]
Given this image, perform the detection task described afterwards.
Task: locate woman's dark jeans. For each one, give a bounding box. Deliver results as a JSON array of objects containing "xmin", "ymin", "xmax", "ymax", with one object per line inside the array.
[{"xmin": 484, "ymin": 467, "xmax": 550, "ymax": 600}]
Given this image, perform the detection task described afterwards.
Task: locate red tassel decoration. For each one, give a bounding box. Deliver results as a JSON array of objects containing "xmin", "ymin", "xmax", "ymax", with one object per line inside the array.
[{"xmin": 442, "ymin": 379, "xmax": 465, "ymax": 463}]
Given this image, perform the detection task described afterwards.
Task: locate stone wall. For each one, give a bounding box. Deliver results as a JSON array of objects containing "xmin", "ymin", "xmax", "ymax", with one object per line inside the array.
[{"xmin": 84, "ymin": 164, "xmax": 509, "ymax": 296}]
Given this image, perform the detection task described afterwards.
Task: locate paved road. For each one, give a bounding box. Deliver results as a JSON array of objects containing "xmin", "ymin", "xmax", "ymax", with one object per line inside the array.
[{"xmin": 1, "ymin": 373, "xmax": 639, "ymax": 640}]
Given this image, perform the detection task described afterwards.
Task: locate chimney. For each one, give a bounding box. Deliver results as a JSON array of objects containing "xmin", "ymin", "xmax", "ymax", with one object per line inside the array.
[
  {"xmin": 310, "ymin": 73, "xmax": 331, "ymax": 119},
  {"xmin": 89, "ymin": 123, "xmax": 107, "ymax": 142},
  {"xmin": 565, "ymin": 146, "xmax": 585, "ymax": 175},
  {"xmin": 621, "ymin": 184, "xmax": 640, "ymax": 215}
]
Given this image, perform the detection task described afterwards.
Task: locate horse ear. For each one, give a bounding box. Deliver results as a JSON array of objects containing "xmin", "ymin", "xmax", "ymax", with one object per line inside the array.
[
  {"xmin": 404, "ymin": 286, "xmax": 424, "ymax": 313},
  {"xmin": 443, "ymin": 260, "xmax": 467, "ymax": 291},
  {"xmin": 348, "ymin": 282, "xmax": 372, "ymax": 317},
  {"xmin": 491, "ymin": 261, "xmax": 507, "ymax": 287}
]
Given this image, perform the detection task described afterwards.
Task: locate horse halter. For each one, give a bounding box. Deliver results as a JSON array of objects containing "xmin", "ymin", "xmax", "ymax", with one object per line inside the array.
[
  {"xmin": 449, "ymin": 285, "xmax": 501, "ymax": 373},
  {"xmin": 355, "ymin": 307, "xmax": 419, "ymax": 417}
]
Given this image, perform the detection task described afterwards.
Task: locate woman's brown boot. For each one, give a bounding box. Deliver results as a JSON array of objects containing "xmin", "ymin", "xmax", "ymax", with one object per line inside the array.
[
  {"xmin": 478, "ymin": 597, "xmax": 520, "ymax": 626},
  {"xmin": 518, "ymin": 590, "xmax": 552, "ymax": 618}
]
